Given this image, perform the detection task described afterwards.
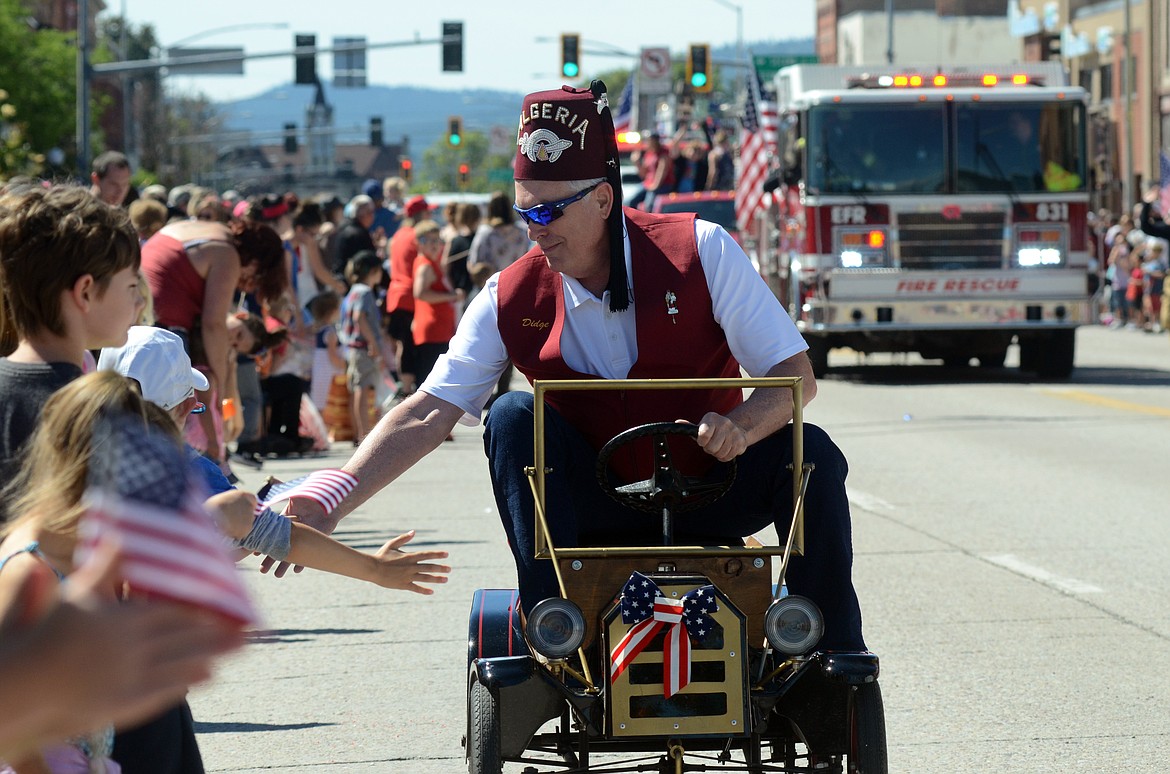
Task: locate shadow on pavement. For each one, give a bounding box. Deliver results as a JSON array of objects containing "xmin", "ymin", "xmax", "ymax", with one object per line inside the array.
[
  {"xmin": 194, "ymin": 720, "xmax": 335, "ymax": 734},
  {"xmin": 247, "ymin": 627, "xmax": 381, "ymax": 644}
]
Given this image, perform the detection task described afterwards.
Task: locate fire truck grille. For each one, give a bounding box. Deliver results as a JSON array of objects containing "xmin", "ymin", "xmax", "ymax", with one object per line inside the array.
[{"xmin": 896, "ymin": 211, "xmax": 1006, "ymax": 269}]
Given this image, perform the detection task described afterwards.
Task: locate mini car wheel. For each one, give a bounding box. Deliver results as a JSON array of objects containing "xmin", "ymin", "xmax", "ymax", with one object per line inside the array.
[
  {"xmin": 467, "ymin": 678, "xmax": 502, "ymax": 774},
  {"xmin": 847, "ymin": 681, "xmax": 888, "ymax": 774}
]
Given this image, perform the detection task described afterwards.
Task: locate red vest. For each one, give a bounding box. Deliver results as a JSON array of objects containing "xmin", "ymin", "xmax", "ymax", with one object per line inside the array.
[
  {"xmin": 496, "ymin": 208, "xmax": 742, "ymax": 481},
  {"xmin": 412, "ymin": 255, "xmax": 456, "ymax": 345}
]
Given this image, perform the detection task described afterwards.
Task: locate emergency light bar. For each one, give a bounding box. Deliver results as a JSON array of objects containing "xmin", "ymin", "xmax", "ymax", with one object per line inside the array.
[{"xmin": 848, "ymin": 72, "xmax": 1041, "ymax": 89}]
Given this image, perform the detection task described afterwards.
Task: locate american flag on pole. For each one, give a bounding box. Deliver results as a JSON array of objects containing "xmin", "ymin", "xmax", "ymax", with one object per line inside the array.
[
  {"xmin": 612, "ymin": 74, "xmax": 635, "ymax": 136},
  {"xmin": 735, "ymin": 61, "xmax": 779, "ymax": 234},
  {"xmin": 75, "ymin": 417, "xmax": 257, "ymax": 625},
  {"xmin": 1160, "ymin": 150, "xmax": 1170, "ymax": 215}
]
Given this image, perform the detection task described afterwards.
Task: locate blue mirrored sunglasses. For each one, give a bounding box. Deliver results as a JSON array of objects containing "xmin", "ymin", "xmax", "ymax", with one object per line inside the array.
[{"xmin": 512, "ymin": 182, "xmax": 602, "ymax": 226}]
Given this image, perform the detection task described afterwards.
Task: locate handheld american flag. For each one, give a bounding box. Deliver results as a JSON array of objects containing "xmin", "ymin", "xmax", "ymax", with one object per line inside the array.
[
  {"xmin": 612, "ymin": 74, "xmax": 635, "ymax": 137},
  {"xmin": 255, "ymin": 469, "xmax": 358, "ymax": 517},
  {"xmin": 75, "ymin": 417, "xmax": 257, "ymax": 625},
  {"xmin": 735, "ymin": 62, "xmax": 779, "ymax": 234}
]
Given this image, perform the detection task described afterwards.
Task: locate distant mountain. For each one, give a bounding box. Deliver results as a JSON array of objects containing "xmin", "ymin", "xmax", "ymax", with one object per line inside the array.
[
  {"xmin": 213, "ymin": 37, "xmax": 814, "ymax": 153},
  {"xmin": 217, "ymin": 82, "xmax": 525, "ymax": 156}
]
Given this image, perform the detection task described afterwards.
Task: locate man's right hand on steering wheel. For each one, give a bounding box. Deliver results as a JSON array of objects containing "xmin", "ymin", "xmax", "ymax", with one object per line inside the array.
[{"xmin": 693, "ymin": 412, "xmax": 749, "ymax": 462}]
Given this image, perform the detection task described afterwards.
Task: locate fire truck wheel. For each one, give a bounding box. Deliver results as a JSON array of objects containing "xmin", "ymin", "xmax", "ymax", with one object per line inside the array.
[
  {"xmin": 805, "ymin": 339, "xmax": 830, "ymax": 378},
  {"xmin": 1034, "ymin": 330, "xmax": 1075, "ymax": 379},
  {"xmin": 977, "ymin": 348, "xmax": 1007, "ymax": 369}
]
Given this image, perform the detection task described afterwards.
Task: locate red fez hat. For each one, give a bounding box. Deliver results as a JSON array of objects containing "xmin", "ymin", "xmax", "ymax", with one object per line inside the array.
[
  {"xmin": 515, "ymin": 81, "xmax": 629, "ymax": 310},
  {"xmin": 515, "ymin": 85, "xmax": 612, "ymax": 181}
]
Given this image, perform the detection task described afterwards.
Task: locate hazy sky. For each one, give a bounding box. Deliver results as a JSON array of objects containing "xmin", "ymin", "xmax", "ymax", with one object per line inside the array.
[{"xmin": 114, "ymin": 0, "xmax": 816, "ymax": 99}]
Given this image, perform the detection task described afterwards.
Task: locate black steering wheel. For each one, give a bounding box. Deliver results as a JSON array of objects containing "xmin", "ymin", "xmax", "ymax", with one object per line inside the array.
[{"xmin": 595, "ymin": 422, "xmax": 736, "ymax": 521}]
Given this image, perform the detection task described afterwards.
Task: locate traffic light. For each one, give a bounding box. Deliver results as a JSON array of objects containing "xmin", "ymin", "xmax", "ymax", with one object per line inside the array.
[
  {"xmin": 442, "ymin": 21, "xmax": 463, "ymax": 73},
  {"xmin": 283, "ymin": 123, "xmax": 297, "ymax": 154},
  {"xmin": 561, "ymin": 34, "xmax": 580, "ymax": 79},
  {"xmin": 369, "ymin": 116, "xmax": 383, "ymax": 147},
  {"xmin": 400, "ymin": 157, "xmax": 413, "ymax": 184},
  {"xmin": 447, "ymin": 116, "xmax": 463, "ymax": 147},
  {"xmin": 687, "ymin": 43, "xmax": 711, "ymax": 93},
  {"xmin": 294, "ymin": 34, "xmax": 317, "ymax": 85},
  {"xmin": 458, "ymin": 163, "xmax": 470, "ymax": 187}
]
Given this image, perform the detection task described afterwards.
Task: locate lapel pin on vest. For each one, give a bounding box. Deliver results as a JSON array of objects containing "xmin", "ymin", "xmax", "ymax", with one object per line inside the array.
[{"xmin": 665, "ymin": 291, "xmax": 679, "ymax": 323}]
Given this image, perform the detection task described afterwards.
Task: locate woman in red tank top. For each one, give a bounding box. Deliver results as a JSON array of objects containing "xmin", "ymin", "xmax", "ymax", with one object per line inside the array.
[
  {"xmin": 410, "ymin": 220, "xmax": 463, "ymax": 385},
  {"xmin": 140, "ymin": 217, "xmax": 285, "ymax": 465}
]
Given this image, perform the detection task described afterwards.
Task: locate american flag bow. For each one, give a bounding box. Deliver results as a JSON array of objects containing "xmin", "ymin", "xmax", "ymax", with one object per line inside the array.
[
  {"xmin": 76, "ymin": 416, "xmax": 258, "ymax": 625},
  {"xmin": 609, "ymin": 571, "xmax": 718, "ymax": 697}
]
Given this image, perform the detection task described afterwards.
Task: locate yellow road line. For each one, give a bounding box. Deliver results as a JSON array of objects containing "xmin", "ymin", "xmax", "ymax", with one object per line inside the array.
[{"xmin": 1042, "ymin": 388, "xmax": 1170, "ymax": 418}]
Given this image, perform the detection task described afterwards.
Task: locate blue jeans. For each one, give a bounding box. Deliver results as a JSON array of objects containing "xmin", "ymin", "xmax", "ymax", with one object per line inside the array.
[
  {"xmin": 235, "ymin": 358, "xmax": 263, "ymax": 445},
  {"xmin": 483, "ymin": 391, "xmax": 866, "ymax": 651}
]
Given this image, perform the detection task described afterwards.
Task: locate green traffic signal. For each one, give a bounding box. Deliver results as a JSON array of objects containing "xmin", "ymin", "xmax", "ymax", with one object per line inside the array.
[
  {"xmin": 561, "ymin": 34, "xmax": 580, "ymax": 81},
  {"xmin": 449, "ymin": 134, "xmax": 462, "ymax": 146},
  {"xmin": 691, "ymin": 72, "xmax": 708, "ymax": 88}
]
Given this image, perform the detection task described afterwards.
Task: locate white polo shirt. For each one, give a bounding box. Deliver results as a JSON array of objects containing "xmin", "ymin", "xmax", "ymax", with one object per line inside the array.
[{"xmin": 420, "ymin": 218, "xmax": 807, "ymax": 425}]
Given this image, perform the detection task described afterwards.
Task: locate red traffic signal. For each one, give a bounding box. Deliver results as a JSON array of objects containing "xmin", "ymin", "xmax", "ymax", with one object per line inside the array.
[
  {"xmin": 400, "ymin": 158, "xmax": 413, "ymax": 183},
  {"xmin": 458, "ymin": 163, "xmax": 470, "ymax": 186}
]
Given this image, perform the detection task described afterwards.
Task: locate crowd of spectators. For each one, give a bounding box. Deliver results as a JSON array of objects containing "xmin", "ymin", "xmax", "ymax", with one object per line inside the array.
[
  {"xmin": 1091, "ymin": 187, "xmax": 1170, "ymax": 334},
  {"xmin": 0, "ymin": 152, "xmax": 460, "ymax": 772}
]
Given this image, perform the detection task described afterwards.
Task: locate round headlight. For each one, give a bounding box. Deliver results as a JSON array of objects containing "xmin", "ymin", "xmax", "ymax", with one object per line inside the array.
[
  {"xmin": 525, "ymin": 599, "xmax": 586, "ymax": 660},
  {"xmin": 764, "ymin": 596, "xmax": 824, "ymax": 656}
]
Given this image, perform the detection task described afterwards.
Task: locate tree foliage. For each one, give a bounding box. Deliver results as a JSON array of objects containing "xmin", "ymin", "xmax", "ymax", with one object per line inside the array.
[
  {"xmin": 0, "ymin": 0, "xmax": 77, "ymax": 165},
  {"xmin": 420, "ymin": 130, "xmax": 514, "ymax": 192}
]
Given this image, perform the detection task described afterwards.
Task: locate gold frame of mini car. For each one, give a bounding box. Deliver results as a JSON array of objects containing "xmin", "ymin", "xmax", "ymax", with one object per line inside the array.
[{"xmin": 525, "ymin": 376, "xmax": 812, "ymax": 689}]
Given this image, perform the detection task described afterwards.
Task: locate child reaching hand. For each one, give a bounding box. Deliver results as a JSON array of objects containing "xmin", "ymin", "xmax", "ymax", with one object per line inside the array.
[
  {"xmin": 0, "ymin": 371, "xmax": 451, "ymax": 772},
  {"xmin": 96, "ymin": 327, "xmax": 450, "ymax": 592}
]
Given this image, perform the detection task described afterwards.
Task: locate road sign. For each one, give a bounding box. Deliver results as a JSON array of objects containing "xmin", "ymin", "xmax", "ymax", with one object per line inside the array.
[
  {"xmin": 333, "ymin": 37, "xmax": 367, "ymax": 88},
  {"xmin": 639, "ymin": 47, "xmax": 671, "ymax": 96},
  {"xmin": 489, "ymin": 125, "xmax": 514, "ymax": 156},
  {"xmin": 164, "ymin": 47, "xmax": 245, "ymax": 75},
  {"xmin": 752, "ymin": 54, "xmax": 817, "ymax": 82}
]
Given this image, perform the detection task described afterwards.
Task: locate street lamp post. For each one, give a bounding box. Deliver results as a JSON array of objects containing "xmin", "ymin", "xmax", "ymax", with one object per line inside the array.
[
  {"xmin": 708, "ymin": 0, "xmax": 744, "ymax": 96},
  {"xmin": 76, "ymin": 0, "xmax": 91, "ymax": 177}
]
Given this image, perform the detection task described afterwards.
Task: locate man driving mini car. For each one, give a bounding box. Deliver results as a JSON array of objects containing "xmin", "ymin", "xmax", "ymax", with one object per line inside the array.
[{"xmin": 282, "ymin": 82, "xmax": 866, "ymax": 653}]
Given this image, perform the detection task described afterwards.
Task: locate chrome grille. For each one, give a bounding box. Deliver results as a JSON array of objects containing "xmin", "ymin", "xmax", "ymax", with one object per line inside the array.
[{"xmin": 896, "ymin": 211, "xmax": 1006, "ymax": 269}]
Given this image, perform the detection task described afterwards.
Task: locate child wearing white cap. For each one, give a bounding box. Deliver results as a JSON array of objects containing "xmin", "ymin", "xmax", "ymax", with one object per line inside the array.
[
  {"xmin": 98, "ymin": 327, "xmax": 451, "ymax": 592},
  {"xmin": 98, "ymin": 326, "xmax": 230, "ymax": 495}
]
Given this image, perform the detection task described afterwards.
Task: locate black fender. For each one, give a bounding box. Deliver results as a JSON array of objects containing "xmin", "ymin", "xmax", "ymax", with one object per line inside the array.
[
  {"xmin": 467, "ymin": 588, "xmax": 528, "ymax": 670},
  {"xmin": 820, "ymin": 651, "xmax": 880, "ymax": 685},
  {"xmin": 763, "ymin": 651, "xmax": 881, "ymax": 755},
  {"xmin": 469, "ymin": 656, "xmax": 564, "ymax": 759}
]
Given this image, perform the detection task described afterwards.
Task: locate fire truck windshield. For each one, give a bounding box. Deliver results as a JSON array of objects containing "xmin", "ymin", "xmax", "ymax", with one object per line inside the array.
[
  {"xmin": 808, "ymin": 103, "xmax": 946, "ymax": 195},
  {"xmin": 806, "ymin": 99, "xmax": 1086, "ymax": 196},
  {"xmin": 956, "ymin": 102, "xmax": 1086, "ymax": 194}
]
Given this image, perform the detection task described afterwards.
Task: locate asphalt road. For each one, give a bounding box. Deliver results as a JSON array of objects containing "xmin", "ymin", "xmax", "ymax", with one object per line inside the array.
[{"xmin": 190, "ymin": 324, "xmax": 1170, "ymax": 772}]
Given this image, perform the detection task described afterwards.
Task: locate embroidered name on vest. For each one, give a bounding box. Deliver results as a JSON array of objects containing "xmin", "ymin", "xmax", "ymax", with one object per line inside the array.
[{"xmin": 521, "ymin": 317, "xmax": 551, "ymax": 330}]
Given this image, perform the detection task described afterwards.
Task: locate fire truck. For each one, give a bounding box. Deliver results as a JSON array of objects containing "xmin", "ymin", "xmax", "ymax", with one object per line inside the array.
[{"xmin": 769, "ymin": 62, "xmax": 1090, "ymax": 378}]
